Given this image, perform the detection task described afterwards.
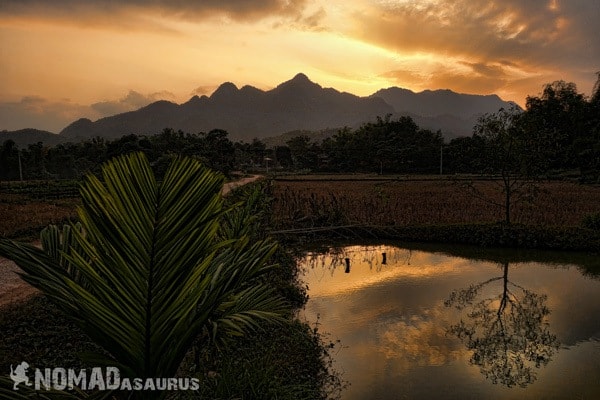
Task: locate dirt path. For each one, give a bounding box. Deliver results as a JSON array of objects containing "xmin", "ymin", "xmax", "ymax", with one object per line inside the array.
[
  {"xmin": 0, "ymin": 256, "xmax": 40, "ymax": 308},
  {"xmin": 0, "ymin": 175, "xmax": 262, "ymax": 309},
  {"xmin": 221, "ymin": 174, "xmax": 261, "ymax": 195}
]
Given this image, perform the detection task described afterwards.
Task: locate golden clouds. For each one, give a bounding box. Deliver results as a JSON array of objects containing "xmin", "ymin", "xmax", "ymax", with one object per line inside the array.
[
  {"xmin": 377, "ymin": 307, "xmax": 463, "ymax": 366},
  {"xmin": 0, "ymin": 0, "xmax": 312, "ymax": 24},
  {"xmin": 0, "ymin": 96, "xmax": 92, "ymax": 132},
  {"xmin": 0, "ymin": 0, "xmax": 598, "ymax": 132},
  {"xmin": 344, "ymin": 0, "xmax": 599, "ymax": 101}
]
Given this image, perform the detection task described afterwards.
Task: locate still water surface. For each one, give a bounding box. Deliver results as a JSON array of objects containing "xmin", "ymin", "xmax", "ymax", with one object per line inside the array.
[{"xmin": 298, "ymin": 243, "xmax": 600, "ymax": 400}]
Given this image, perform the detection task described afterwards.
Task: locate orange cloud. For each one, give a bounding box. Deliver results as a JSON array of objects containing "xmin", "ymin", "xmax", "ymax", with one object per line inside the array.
[
  {"xmin": 0, "ymin": 0, "xmax": 597, "ymax": 133},
  {"xmin": 345, "ymin": 0, "xmax": 599, "ymax": 102},
  {"xmin": 91, "ymin": 90, "xmax": 176, "ymax": 116},
  {"xmin": 0, "ymin": 0, "xmax": 312, "ymax": 28},
  {"xmin": 0, "ymin": 96, "xmax": 92, "ymax": 132}
]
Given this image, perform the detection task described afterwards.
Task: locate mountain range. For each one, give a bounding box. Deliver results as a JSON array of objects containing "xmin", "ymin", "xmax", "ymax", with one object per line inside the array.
[{"xmin": 1, "ymin": 73, "xmax": 517, "ymax": 146}]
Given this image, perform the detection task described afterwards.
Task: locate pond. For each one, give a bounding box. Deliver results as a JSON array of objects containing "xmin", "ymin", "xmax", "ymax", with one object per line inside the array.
[{"xmin": 298, "ymin": 243, "xmax": 600, "ymax": 400}]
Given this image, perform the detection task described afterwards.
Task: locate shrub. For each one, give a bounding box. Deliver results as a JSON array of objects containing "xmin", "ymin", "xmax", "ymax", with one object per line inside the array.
[{"xmin": 582, "ymin": 212, "xmax": 600, "ymax": 231}]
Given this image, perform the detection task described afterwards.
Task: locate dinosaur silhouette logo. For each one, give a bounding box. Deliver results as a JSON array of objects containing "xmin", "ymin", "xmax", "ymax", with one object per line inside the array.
[{"xmin": 9, "ymin": 361, "xmax": 32, "ymax": 390}]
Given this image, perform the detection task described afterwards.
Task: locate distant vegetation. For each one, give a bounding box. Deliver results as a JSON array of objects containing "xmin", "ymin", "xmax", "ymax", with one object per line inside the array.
[{"xmin": 1, "ymin": 76, "xmax": 599, "ymax": 183}]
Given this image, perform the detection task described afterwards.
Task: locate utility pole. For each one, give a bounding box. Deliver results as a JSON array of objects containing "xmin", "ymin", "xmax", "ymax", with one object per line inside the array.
[
  {"xmin": 439, "ymin": 144, "xmax": 443, "ymax": 175},
  {"xmin": 18, "ymin": 151, "xmax": 23, "ymax": 181}
]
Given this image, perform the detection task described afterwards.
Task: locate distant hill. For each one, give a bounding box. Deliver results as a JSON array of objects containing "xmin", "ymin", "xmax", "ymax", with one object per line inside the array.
[
  {"xmin": 372, "ymin": 87, "xmax": 516, "ymax": 119},
  {"xmin": 0, "ymin": 128, "xmax": 63, "ymax": 147},
  {"xmin": 5, "ymin": 73, "xmax": 518, "ymax": 146},
  {"xmin": 371, "ymin": 87, "xmax": 520, "ymax": 139},
  {"xmin": 60, "ymin": 73, "xmax": 394, "ymax": 143}
]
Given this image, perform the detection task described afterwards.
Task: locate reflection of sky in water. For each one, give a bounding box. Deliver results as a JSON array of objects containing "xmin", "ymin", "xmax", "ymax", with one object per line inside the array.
[{"xmin": 298, "ymin": 245, "xmax": 600, "ymax": 400}]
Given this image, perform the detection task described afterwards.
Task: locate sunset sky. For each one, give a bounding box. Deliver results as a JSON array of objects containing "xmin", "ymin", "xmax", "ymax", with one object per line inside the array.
[{"xmin": 1, "ymin": 0, "xmax": 599, "ymax": 133}]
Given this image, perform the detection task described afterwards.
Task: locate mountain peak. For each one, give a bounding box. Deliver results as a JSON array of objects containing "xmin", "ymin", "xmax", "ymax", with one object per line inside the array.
[
  {"xmin": 275, "ymin": 72, "xmax": 321, "ymax": 93},
  {"xmin": 291, "ymin": 72, "xmax": 310, "ymax": 82},
  {"xmin": 211, "ymin": 82, "xmax": 239, "ymax": 99},
  {"xmin": 183, "ymin": 95, "xmax": 206, "ymax": 107},
  {"xmin": 60, "ymin": 117, "xmax": 95, "ymax": 137}
]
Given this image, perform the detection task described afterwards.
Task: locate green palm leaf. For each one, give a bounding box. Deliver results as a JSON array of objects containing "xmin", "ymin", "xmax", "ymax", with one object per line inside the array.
[{"xmin": 0, "ymin": 152, "xmax": 288, "ymax": 398}]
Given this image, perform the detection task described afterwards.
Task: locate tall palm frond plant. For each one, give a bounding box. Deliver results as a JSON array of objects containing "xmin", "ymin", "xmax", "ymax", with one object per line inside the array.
[{"xmin": 0, "ymin": 152, "xmax": 287, "ymax": 399}]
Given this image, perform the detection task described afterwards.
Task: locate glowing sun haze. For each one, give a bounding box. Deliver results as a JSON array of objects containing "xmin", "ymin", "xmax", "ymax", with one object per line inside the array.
[{"xmin": 1, "ymin": 0, "xmax": 598, "ymax": 132}]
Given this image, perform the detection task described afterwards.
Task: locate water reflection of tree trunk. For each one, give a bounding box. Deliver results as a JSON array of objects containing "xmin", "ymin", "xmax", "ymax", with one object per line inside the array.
[{"xmin": 445, "ymin": 262, "xmax": 560, "ymax": 388}]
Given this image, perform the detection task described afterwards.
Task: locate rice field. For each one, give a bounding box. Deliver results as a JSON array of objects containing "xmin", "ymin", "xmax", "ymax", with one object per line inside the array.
[
  {"xmin": 271, "ymin": 178, "xmax": 600, "ymax": 229},
  {"xmin": 0, "ymin": 193, "xmax": 79, "ymax": 239},
  {"xmin": 2, "ymin": 177, "xmax": 599, "ymax": 240}
]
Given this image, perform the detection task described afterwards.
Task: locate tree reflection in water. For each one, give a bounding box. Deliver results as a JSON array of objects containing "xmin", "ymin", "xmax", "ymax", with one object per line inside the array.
[{"xmin": 445, "ymin": 262, "xmax": 560, "ymax": 388}]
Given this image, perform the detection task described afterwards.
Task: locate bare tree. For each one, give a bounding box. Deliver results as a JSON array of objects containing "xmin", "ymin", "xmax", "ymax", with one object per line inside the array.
[
  {"xmin": 445, "ymin": 262, "xmax": 560, "ymax": 388},
  {"xmin": 464, "ymin": 106, "xmax": 544, "ymax": 224}
]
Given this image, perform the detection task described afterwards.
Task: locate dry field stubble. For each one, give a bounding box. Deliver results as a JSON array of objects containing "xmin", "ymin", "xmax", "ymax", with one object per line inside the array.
[
  {"xmin": 0, "ymin": 193, "xmax": 79, "ymax": 307},
  {"xmin": 271, "ymin": 179, "xmax": 600, "ymax": 229},
  {"xmin": 0, "ymin": 193, "xmax": 79, "ymax": 239}
]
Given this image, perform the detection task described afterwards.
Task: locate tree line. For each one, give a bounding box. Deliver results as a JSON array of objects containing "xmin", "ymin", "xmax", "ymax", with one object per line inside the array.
[{"xmin": 2, "ymin": 76, "xmax": 599, "ymax": 182}]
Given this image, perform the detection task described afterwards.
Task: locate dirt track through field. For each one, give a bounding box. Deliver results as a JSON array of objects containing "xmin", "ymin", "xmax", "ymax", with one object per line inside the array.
[
  {"xmin": 0, "ymin": 175, "xmax": 262, "ymax": 309},
  {"xmin": 0, "ymin": 255, "xmax": 40, "ymax": 308}
]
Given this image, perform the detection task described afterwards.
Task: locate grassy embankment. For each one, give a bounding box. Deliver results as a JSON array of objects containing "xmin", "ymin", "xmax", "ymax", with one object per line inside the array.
[
  {"xmin": 0, "ymin": 179, "xmax": 343, "ymax": 399},
  {"xmin": 270, "ymin": 175, "xmax": 600, "ymax": 252}
]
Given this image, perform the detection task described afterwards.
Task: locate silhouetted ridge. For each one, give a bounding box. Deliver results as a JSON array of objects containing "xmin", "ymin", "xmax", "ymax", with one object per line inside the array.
[
  {"xmin": 40, "ymin": 72, "xmax": 518, "ymax": 143},
  {"xmin": 371, "ymin": 87, "xmax": 514, "ymax": 119},
  {"xmin": 60, "ymin": 118, "xmax": 94, "ymax": 137},
  {"xmin": 0, "ymin": 128, "xmax": 62, "ymax": 147},
  {"xmin": 139, "ymin": 100, "xmax": 178, "ymax": 113}
]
